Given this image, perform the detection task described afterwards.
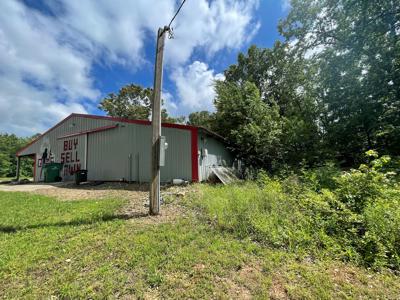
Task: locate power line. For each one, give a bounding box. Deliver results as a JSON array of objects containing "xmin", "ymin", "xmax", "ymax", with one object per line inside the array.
[{"xmin": 168, "ymin": 0, "xmax": 187, "ymax": 29}]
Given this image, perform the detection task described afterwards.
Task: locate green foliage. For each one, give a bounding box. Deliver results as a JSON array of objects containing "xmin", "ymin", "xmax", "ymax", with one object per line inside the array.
[
  {"xmin": 211, "ymin": 0, "xmax": 400, "ymax": 171},
  {"xmin": 98, "ymin": 83, "xmax": 184, "ymax": 123},
  {"xmin": 0, "ymin": 134, "xmax": 36, "ymax": 178},
  {"xmin": 99, "ymin": 84, "xmax": 152, "ymax": 120},
  {"xmin": 220, "ymin": 42, "xmax": 322, "ymax": 170},
  {"xmin": 334, "ymin": 151, "xmax": 396, "ymax": 213},
  {"xmin": 187, "ymin": 111, "xmax": 216, "ymax": 130},
  {"xmin": 191, "ymin": 153, "xmax": 400, "ymax": 271},
  {"xmin": 363, "ymin": 196, "xmax": 400, "ymax": 269},
  {"xmin": 280, "ymin": 0, "xmax": 400, "ymax": 163},
  {"xmin": 214, "ymin": 81, "xmax": 282, "ymax": 169}
]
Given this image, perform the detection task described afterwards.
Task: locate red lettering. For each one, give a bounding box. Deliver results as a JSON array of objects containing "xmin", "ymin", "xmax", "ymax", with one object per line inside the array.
[
  {"xmin": 66, "ymin": 152, "xmax": 70, "ymax": 163},
  {"xmin": 64, "ymin": 141, "xmax": 68, "ymax": 151},
  {"xmin": 75, "ymin": 151, "xmax": 80, "ymax": 162},
  {"xmin": 74, "ymin": 138, "xmax": 78, "ymax": 149},
  {"xmin": 69, "ymin": 140, "xmax": 73, "ymax": 150},
  {"xmin": 60, "ymin": 153, "xmax": 65, "ymax": 163},
  {"xmin": 70, "ymin": 151, "xmax": 75, "ymax": 163}
]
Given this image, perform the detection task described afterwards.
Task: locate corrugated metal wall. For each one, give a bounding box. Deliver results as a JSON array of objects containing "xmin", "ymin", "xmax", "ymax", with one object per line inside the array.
[
  {"xmin": 198, "ymin": 131, "xmax": 233, "ymax": 181},
  {"xmin": 18, "ymin": 115, "xmax": 192, "ymax": 182},
  {"xmin": 87, "ymin": 123, "xmax": 192, "ymax": 182}
]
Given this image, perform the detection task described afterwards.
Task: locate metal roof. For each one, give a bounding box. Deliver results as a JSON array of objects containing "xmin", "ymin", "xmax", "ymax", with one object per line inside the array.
[{"xmin": 16, "ymin": 113, "xmax": 226, "ymax": 156}]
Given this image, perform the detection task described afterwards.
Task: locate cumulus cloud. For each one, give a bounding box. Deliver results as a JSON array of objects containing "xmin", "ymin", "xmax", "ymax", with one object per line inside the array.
[
  {"xmin": 45, "ymin": 0, "xmax": 259, "ymax": 67},
  {"xmin": 165, "ymin": 0, "xmax": 260, "ymax": 66},
  {"xmin": 0, "ymin": 1, "xmax": 96, "ymax": 136},
  {"xmin": 171, "ymin": 61, "xmax": 224, "ymax": 116},
  {"xmin": 0, "ymin": 0, "xmax": 260, "ymax": 135}
]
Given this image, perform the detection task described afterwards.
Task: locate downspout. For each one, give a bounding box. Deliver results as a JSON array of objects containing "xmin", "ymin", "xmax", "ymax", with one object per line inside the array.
[{"xmin": 84, "ymin": 133, "xmax": 88, "ymax": 170}]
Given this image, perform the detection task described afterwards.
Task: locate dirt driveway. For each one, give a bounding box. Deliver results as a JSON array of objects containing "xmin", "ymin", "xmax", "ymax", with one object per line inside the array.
[{"xmin": 0, "ymin": 181, "xmax": 195, "ymax": 222}]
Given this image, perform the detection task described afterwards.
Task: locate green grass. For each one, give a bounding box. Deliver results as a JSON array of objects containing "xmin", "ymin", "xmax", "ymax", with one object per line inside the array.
[
  {"xmin": 0, "ymin": 189, "xmax": 399, "ymax": 299},
  {"xmin": 0, "ymin": 192, "xmax": 124, "ymax": 232}
]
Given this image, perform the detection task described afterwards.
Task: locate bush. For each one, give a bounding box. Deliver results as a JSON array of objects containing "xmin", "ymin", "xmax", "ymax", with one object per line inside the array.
[
  {"xmin": 191, "ymin": 151, "xmax": 400, "ymax": 270},
  {"xmin": 334, "ymin": 151, "xmax": 396, "ymax": 213},
  {"xmin": 362, "ymin": 196, "xmax": 400, "ymax": 269}
]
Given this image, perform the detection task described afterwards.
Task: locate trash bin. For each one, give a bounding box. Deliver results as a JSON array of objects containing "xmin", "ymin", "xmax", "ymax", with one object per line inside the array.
[
  {"xmin": 43, "ymin": 163, "xmax": 63, "ymax": 183},
  {"xmin": 75, "ymin": 170, "xmax": 88, "ymax": 185}
]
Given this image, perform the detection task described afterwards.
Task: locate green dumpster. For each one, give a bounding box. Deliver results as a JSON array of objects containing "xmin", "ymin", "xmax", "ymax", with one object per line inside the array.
[
  {"xmin": 43, "ymin": 163, "xmax": 63, "ymax": 183},
  {"xmin": 75, "ymin": 170, "xmax": 88, "ymax": 185}
]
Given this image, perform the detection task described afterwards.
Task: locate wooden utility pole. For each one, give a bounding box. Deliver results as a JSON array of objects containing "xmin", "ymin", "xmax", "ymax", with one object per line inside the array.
[{"xmin": 150, "ymin": 26, "xmax": 168, "ymax": 215}]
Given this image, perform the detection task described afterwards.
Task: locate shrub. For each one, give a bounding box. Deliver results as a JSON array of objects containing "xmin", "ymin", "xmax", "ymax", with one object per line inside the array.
[
  {"xmin": 362, "ymin": 196, "xmax": 400, "ymax": 269},
  {"xmin": 191, "ymin": 152, "xmax": 400, "ymax": 270},
  {"xmin": 334, "ymin": 151, "xmax": 396, "ymax": 213}
]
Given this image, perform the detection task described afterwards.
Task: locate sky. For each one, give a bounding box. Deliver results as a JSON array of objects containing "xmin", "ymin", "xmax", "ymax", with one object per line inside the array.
[{"xmin": 0, "ymin": 0, "xmax": 289, "ymax": 137}]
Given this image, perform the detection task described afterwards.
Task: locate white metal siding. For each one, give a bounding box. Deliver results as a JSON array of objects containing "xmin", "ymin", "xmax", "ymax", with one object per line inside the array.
[
  {"xmin": 18, "ymin": 115, "xmax": 112, "ymax": 181},
  {"xmin": 18, "ymin": 115, "xmax": 193, "ymax": 182},
  {"xmin": 198, "ymin": 132, "xmax": 233, "ymax": 181},
  {"xmin": 86, "ymin": 124, "xmax": 192, "ymax": 182}
]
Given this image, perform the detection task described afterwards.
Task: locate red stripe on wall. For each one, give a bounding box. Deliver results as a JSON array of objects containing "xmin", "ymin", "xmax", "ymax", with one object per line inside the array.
[{"xmin": 190, "ymin": 128, "xmax": 199, "ymax": 182}]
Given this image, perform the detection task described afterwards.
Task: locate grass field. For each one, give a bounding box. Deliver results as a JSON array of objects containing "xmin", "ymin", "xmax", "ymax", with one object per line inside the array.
[{"xmin": 0, "ymin": 188, "xmax": 399, "ymax": 299}]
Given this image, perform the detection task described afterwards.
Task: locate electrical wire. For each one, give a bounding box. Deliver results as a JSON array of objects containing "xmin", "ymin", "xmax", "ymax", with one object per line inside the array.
[{"xmin": 168, "ymin": 0, "xmax": 187, "ymax": 29}]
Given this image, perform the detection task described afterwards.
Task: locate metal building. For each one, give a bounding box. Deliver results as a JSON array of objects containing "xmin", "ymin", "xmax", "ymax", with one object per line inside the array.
[{"xmin": 16, "ymin": 114, "xmax": 233, "ymax": 183}]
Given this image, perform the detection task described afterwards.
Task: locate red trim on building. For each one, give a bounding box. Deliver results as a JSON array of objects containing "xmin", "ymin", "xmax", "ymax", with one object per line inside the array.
[
  {"xmin": 71, "ymin": 113, "xmax": 198, "ymax": 131},
  {"xmin": 57, "ymin": 124, "xmax": 118, "ymax": 139},
  {"xmin": 190, "ymin": 127, "xmax": 199, "ymax": 182}
]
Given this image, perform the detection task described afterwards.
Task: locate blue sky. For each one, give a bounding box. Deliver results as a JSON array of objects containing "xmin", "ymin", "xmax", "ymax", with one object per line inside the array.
[{"xmin": 0, "ymin": 0, "xmax": 288, "ymax": 136}]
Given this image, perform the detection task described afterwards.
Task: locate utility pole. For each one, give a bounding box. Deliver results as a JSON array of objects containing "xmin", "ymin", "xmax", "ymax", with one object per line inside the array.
[
  {"xmin": 150, "ymin": 26, "xmax": 168, "ymax": 215},
  {"xmin": 149, "ymin": 0, "xmax": 187, "ymax": 215}
]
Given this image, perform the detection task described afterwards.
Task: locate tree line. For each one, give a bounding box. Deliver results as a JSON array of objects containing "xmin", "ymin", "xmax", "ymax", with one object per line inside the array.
[{"xmin": 0, "ymin": 134, "xmax": 36, "ymax": 178}]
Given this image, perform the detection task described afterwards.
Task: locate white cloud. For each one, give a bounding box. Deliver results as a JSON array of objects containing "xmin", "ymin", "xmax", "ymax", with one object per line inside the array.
[
  {"xmin": 46, "ymin": 0, "xmax": 174, "ymax": 66},
  {"xmin": 165, "ymin": 0, "xmax": 260, "ymax": 66},
  {"xmin": 0, "ymin": 1, "xmax": 96, "ymax": 136},
  {"xmin": 171, "ymin": 61, "xmax": 224, "ymax": 116},
  {"xmin": 48, "ymin": 0, "xmax": 259, "ymax": 67},
  {"xmin": 0, "ymin": 0, "xmax": 260, "ymax": 136},
  {"xmin": 162, "ymin": 90, "xmax": 178, "ymax": 114}
]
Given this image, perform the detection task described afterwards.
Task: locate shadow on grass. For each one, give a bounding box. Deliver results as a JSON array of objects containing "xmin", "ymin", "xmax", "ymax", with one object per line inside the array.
[{"xmin": 0, "ymin": 212, "xmax": 149, "ymax": 234}]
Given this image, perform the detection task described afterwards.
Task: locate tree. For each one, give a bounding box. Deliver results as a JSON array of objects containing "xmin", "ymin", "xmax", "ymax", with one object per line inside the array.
[
  {"xmin": 223, "ymin": 42, "xmax": 323, "ymax": 167},
  {"xmin": 99, "ymin": 84, "xmax": 184, "ymax": 123},
  {"xmin": 214, "ymin": 81, "xmax": 282, "ymax": 170},
  {"xmin": 280, "ymin": 0, "xmax": 400, "ymax": 164},
  {"xmin": 99, "ymin": 84, "xmax": 152, "ymax": 120},
  {"xmin": 0, "ymin": 134, "xmax": 36, "ymax": 178},
  {"xmin": 187, "ymin": 111, "xmax": 215, "ymax": 130}
]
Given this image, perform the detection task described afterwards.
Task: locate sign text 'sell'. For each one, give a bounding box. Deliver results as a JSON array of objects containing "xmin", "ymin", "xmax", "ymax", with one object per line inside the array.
[{"xmin": 61, "ymin": 138, "xmax": 81, "ymax": 176}]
